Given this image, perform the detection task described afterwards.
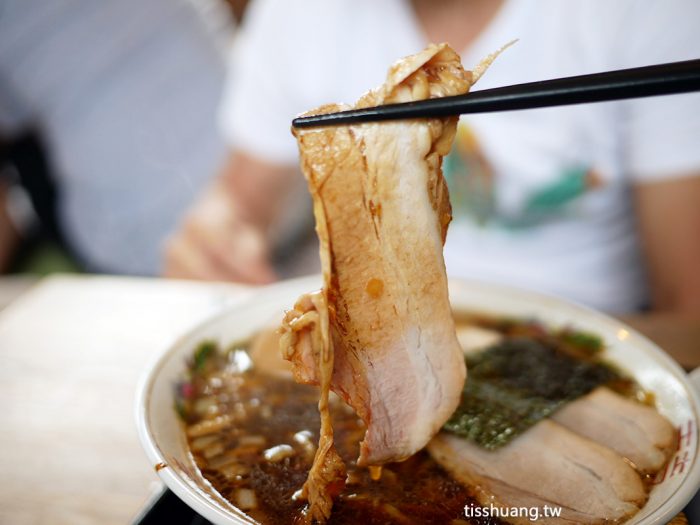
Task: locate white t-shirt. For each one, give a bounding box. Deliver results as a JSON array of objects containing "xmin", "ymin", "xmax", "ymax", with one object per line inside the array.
[{"xmin": 220, "ymin": 0, "xmax": 700, "ymax": 313}]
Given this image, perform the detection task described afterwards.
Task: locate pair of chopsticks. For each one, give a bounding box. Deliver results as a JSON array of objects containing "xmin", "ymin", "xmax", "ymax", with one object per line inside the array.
[{"xmin": 292, "ymin": 59, "xmax": 700, "ymax": 128}]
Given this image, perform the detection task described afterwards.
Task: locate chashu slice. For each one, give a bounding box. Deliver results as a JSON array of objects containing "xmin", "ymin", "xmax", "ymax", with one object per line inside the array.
[
  {"xmin": 428, "ymin": 420, "xmax": 646, "ymax": 525},
  {"xmin": 551, "ymin": 386, "xmax": 676, "ymax": 474},
  {"xmin": 284, "ymin": 43, "xmax": 472, "ymax": 466},
  {"xmin": 279, "ymin": 43, "xmax": 486, "ymax": 521}
]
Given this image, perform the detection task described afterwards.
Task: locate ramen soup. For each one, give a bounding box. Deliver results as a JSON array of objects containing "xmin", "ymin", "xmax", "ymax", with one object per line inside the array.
[{"xmin": 176, "ymin": 315, "xmax": 676, "ymax": 525}]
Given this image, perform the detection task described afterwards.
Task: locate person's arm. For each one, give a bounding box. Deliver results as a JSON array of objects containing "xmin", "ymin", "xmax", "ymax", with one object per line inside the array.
[
  {"xmin": 163, "ymin": 150, "xmax": 297, "ymax": 283},
  {"xmin": 633, "ymin": 174, "xmax": 700, "ymax": 314}
]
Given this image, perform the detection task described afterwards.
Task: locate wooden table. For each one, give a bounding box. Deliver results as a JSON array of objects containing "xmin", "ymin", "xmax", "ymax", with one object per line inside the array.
[
  {"xmin": 0, "ymin": 275, "xmax": 251, "ymax": 525},
  {"xmin": 0, "ymin": 275, "xmax": 696, "ymax": 525}
]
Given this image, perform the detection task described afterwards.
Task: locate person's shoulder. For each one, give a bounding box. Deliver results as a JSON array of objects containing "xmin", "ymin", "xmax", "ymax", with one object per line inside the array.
[
  {"xmin": 236, "ymin": 0, "xmax": 401, "ymax": 85},
  {"xmin": 535, "ymin": 0, "xmax": 698, "ymax": 35},
  {"xmin": 243, "ymin": 0, "xmax": 369, "ymax": 29},
  {"xmin": 518, "ymin": 0, "xmax": 638, "ymax": 25},
  {"xmin": 517, "ymin": 0, "xmax": 696, "ymax": 68},
  {"xmin": 237, "ymin": 0, "xmax": 360, "ymax": 60}
]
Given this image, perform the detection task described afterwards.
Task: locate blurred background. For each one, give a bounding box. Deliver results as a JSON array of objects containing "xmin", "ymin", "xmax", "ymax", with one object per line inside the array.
[
  {"xmin": 0, "ymin": 0, "xmax": 246, "ymax": 280},
  {"xmin": 1, "ymin": 0, "xmax": 699, "ymax": 320}
]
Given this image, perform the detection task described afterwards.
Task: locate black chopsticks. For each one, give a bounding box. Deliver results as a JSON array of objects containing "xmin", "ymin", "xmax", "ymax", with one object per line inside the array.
[{"xmin": 292, "ymin": 59, "xmax": 700, "ymax": 128}]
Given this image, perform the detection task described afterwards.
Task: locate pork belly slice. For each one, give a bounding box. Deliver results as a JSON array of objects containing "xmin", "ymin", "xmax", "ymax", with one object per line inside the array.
[
  {"xmin": 283, "ymin": 43, "xmax": 473, "ymax": 468},
  {"xmin": 428, "ymin": 420, "xmax": 646, "ymax": 525},
  {"xmin": 248, "ymin": 325, "xmax": 294, "ymax": 378},
  {"xmin": 551, "ymin": 386, "xmax": 676, "ymax": 473},
  {"xmin": 456, "ymin": 325, "xmax": 503, "ymax": 355},
  {"xmin": 280, "ymin": 43, "xmax": 506, "ymax": 522}
]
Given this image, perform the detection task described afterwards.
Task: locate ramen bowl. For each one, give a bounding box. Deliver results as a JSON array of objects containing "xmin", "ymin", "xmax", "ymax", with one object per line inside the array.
[{"xmin": 136, "ymin": 275, "xmax": 700, "ymax": 524}]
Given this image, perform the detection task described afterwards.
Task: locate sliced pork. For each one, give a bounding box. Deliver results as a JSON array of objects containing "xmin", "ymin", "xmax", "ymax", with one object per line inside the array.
[
  {"xmin": 284, "ymin": 43, "xmax": 472, "ymax": 465},
  {"xmin": 456, "ymin": 324, "xmax": 503, "ymax": 355},
  {"xmin": 428, "ymin": 420, "xmax": 646, "ymax": 524},
  {"xmin": 279, "ymin": 43, "xmax": 482, "ymax": 521},
  {"xmin": 551, "ymin": 386, "xmax": 676, "ymax": 473}
]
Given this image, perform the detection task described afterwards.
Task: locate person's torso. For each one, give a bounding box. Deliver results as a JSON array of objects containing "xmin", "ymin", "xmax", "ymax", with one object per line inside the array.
[{"xmin": 277, "ymin": 0, "xmax": 650, "ymax": 312}]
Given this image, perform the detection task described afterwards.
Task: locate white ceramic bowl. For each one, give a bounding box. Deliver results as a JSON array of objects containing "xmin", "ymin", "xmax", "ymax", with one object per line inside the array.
[{"xmin": 136, "ymin": 275, "xmax": 700, "ymax": 524}]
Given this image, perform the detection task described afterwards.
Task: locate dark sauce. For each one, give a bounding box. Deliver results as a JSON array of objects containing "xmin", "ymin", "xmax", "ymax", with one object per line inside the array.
[{"xmin": 179, "ymin": 347, "xmax": 503, "ymax": 525}]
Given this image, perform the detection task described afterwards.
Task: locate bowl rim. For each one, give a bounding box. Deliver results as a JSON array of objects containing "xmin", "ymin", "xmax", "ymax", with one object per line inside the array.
[
  {"xmin": 135, "ymin": 304, "xmax": 256, "ymax": 524},
  {"xmin": 135, "ymin": 275, "xmax": 700, "ymax": 525}
]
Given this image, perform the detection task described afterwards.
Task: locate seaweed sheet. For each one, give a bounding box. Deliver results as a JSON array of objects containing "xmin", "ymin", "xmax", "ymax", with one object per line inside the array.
[{"xmin": 443, "ymin": 337, "xmax": 621, "ymax": 449}]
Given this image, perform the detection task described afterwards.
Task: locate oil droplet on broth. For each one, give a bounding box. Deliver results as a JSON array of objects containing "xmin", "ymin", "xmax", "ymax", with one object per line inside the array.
[{"xmin": 368, "ymin": 465, "xmax": 383, "ymax": 481}]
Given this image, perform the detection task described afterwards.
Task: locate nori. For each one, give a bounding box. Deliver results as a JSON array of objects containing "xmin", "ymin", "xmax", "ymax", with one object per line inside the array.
[{"xmin": 443, "ymin": 337, "xmax": 620, "ymax": 449}]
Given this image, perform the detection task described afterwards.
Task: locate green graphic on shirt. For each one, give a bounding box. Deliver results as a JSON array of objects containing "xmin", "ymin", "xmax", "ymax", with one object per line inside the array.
[
  {"xmin": 524, "ymin": 167, "xmax": 592, "ymax": 212},
  {"xmin": 443, "ymin": 123, "xmax": 598, "ymax": 229}
]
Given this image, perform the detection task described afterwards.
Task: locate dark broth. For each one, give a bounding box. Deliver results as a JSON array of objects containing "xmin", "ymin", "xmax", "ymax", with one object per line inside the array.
[{"xmin": 180, "ymin": 350, "xmax": 500, "ymax": 524}]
